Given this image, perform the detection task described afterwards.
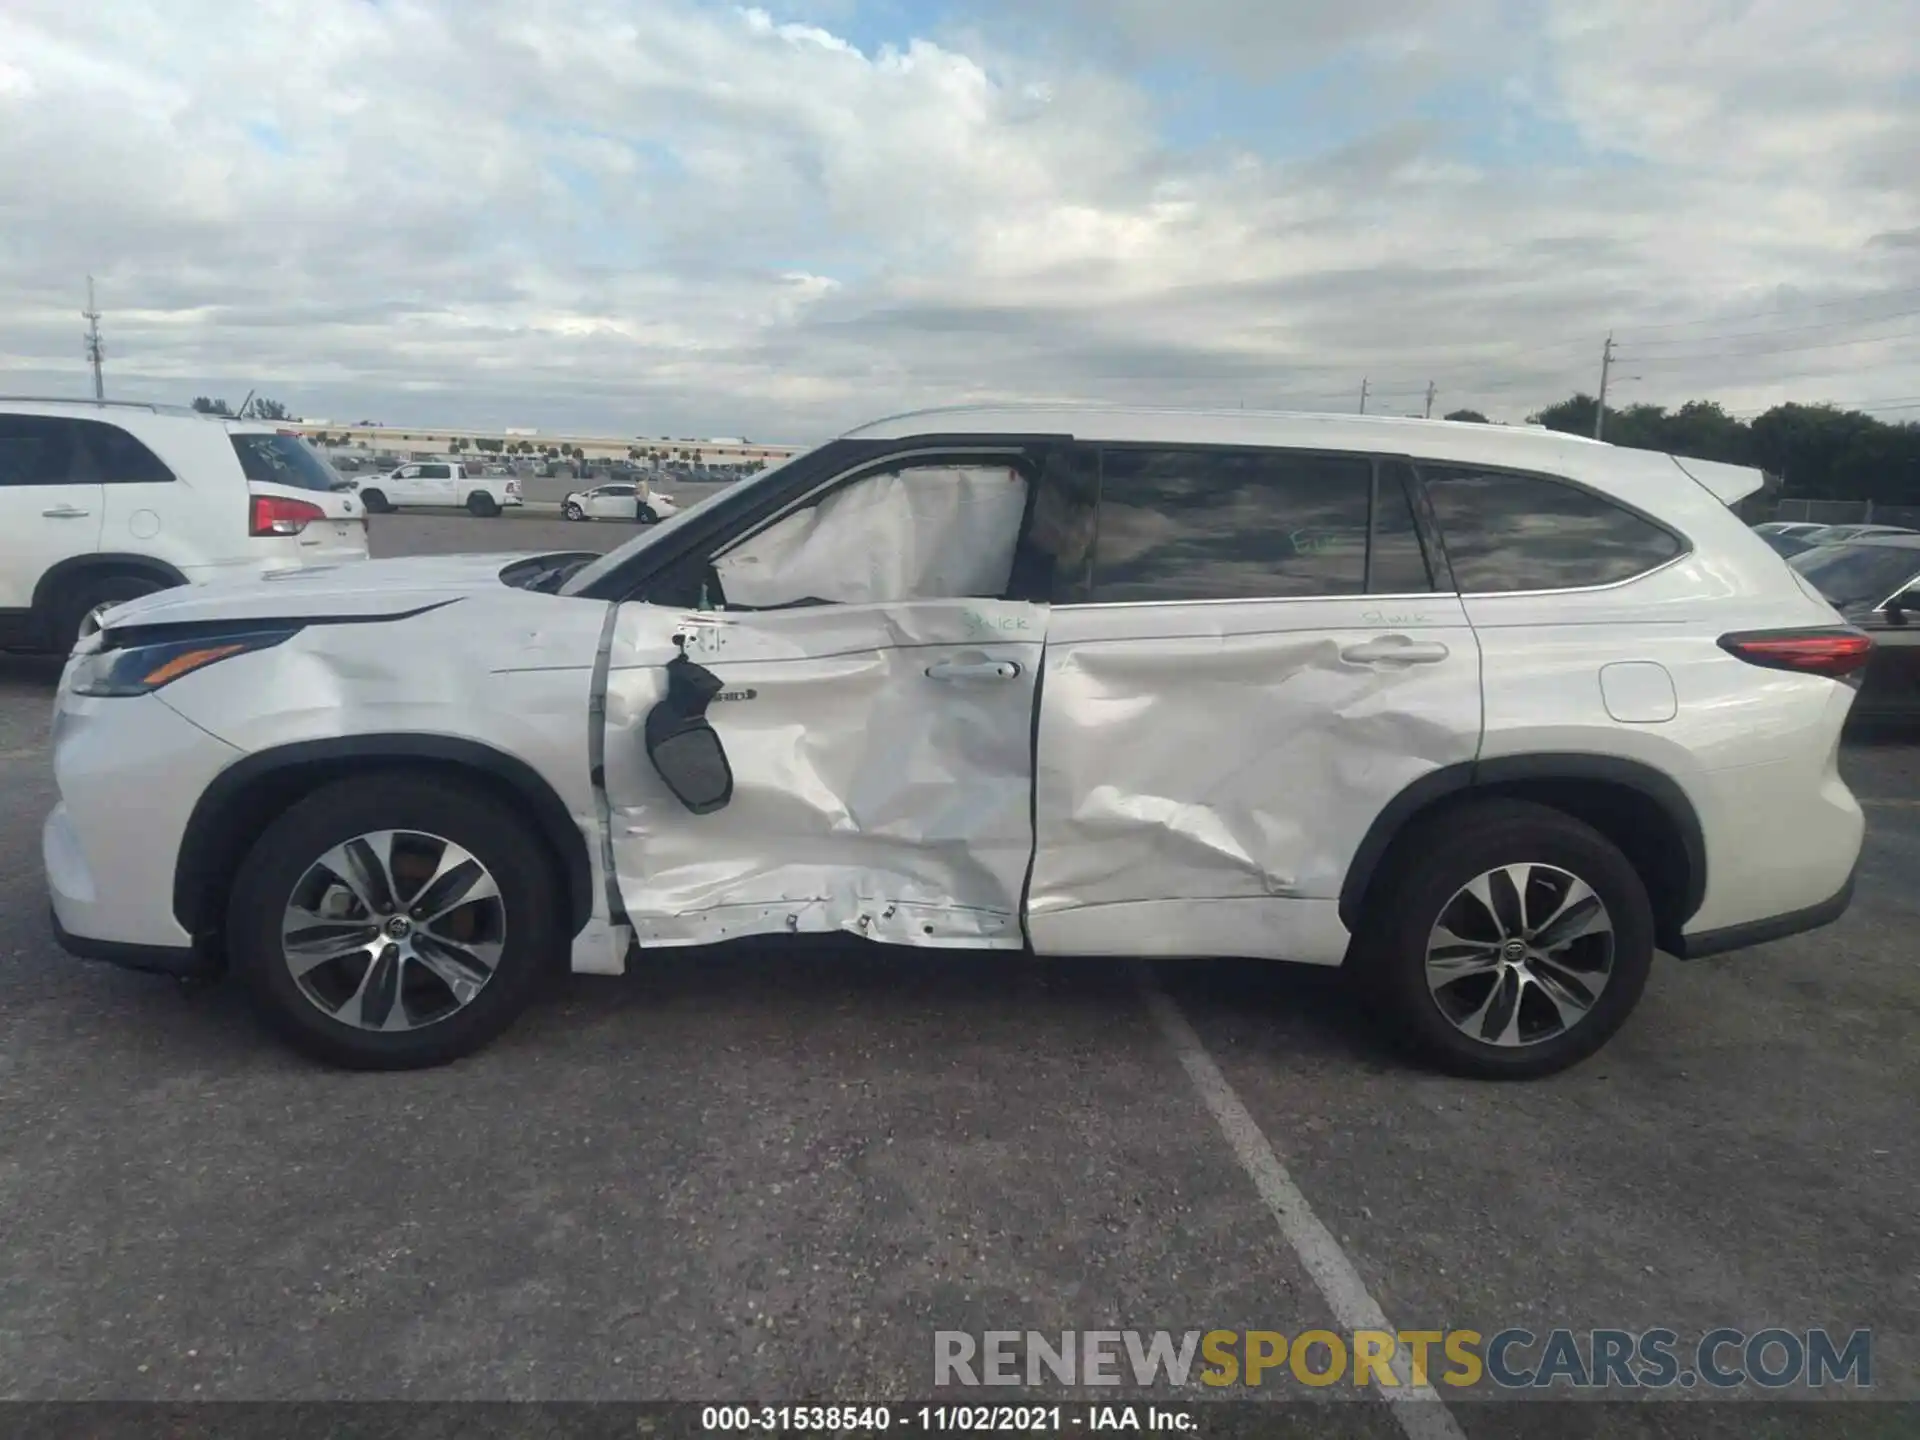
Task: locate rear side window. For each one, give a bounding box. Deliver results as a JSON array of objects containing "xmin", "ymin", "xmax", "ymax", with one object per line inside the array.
[
  {"xmin": 1421, "ymin": 466, "xmax": 1684, "ymax": 593},
  {"xmin": 0, "ymin": 414, "xmax": 77, "ymax": 486},
  {"xmin": 1090, "ymin": 448, "xmax": 1379, "ymax": 602},
  {"xmin": 75, "ymin": 419, "xmax": 174, "ymax": 484},
  {"xmin": 231, "ymin": 433, "xmax": 344, "ymax": 493}
]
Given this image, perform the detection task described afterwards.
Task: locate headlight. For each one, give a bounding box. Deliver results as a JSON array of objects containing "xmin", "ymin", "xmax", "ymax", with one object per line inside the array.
[{"xmin": 68, "ymin": 628, "xmax": 297, "ymax": 697}]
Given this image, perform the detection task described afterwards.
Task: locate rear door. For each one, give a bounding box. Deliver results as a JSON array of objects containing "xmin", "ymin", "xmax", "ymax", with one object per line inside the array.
[
  {"xmin": 598, "ymin": 453, "xmax": 1045, "ymax": 949},
  {"xmin": 1027, "ymin": 447, "xmax": 1482, "ymax": 966},
  {"xmin": 591, "ymin": 484, "xmax": 634, "ymax": 519},
  {"xmin": 420, "ymin": 463, "xmax": 456, "ymax": 504},
  {"xmin": 0, "ymin": 414, "xmax": 102, "ymax": 615}
]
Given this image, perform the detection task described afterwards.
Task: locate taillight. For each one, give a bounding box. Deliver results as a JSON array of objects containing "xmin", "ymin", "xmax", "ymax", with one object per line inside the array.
[
  {"xmin": 250, "ymin": 494, "xmax": 325, "ymax": 537},
  {"xmin": 1718, "ymin": 627, "xmax": 1874, "ymax": 680}
]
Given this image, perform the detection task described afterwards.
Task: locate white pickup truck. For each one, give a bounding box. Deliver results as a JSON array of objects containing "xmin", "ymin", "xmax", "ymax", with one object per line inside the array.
[{"xmin": 353, "ymin": 461, "xmax": 523, "ymax": 517}]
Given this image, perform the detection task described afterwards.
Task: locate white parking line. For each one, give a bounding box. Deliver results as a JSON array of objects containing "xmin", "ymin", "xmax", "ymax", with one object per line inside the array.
[{"xmin": 1139, "ymin": 967, "xmax": 1467, "ymax": 1440}]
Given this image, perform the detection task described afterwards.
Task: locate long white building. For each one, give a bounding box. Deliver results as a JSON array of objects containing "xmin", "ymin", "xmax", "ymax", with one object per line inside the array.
[{"xmin": 285, "ymin": 420, "xmax": 803, "ymax": 468}]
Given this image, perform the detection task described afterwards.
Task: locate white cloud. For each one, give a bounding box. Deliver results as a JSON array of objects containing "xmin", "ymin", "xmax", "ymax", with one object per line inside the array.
[{"xmin": 0, "ymin": 0, "xmax": 1915, "ymax": 438}]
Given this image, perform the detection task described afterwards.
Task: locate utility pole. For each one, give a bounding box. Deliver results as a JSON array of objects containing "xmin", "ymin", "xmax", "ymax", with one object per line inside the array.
[
  {"xmin": 82, "ymin": 277, "xmax": 105, "ymax": 400},
  {"xmin": 1358, "ymin": 378, "xmax": 1370, "ymax": 415},
  {"xmin": 1424, "ymin": 380, "xmax": 1436, "ymax": 419},
  {"xmin": 1594, "ymin": 333, "xmax": 1614, "ymax": 440}
]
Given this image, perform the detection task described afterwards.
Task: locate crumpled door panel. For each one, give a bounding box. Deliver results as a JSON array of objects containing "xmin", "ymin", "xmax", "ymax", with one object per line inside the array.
[
  {"xmin": 600, "ymin": 599, "xmax": 1046, "ymax": 949},
  {"xmin": 1027, "ymin": 596, "xmax": 1482, "ymax": 962}
]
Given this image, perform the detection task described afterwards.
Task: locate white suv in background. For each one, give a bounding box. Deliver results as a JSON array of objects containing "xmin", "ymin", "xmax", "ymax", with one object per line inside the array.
[
  {"xmin": 44, "ymin": 406, "xmax": 1867, "ymax": 1077},
  {"xmin": 1, "ymin": 398, "xmax": 367, "ymax": 655}
]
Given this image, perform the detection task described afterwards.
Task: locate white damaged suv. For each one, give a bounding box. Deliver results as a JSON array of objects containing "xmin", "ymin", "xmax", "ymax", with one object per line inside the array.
[{"xmin": 44, "ymin": 407, "xmax": 1868, "ymax": 1075}]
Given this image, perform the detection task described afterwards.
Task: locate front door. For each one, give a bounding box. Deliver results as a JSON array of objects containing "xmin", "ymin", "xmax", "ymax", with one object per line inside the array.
[
  {"xmin": 597, "ymin": 455, "xmax": 1048, "ymax": 949},
  {"xmin": 0, "ymin": 414, "xmax": 104, "ymax": 617},
  {"xmin": 1026, "ymin": 447, "xmax": 1483, "ymax": 966}
]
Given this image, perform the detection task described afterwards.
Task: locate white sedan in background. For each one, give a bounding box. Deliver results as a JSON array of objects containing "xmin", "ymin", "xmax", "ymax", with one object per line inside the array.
[{"xmin": 560, "ymin": 482, "xmax": 678, "ymax": 523}]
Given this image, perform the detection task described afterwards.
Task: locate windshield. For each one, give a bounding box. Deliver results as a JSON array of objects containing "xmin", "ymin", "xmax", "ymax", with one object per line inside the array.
[
  {"xmin": 558, "ymin": 454, "xmax": 800, "ymax": 597},
  {"xmin": 232, "ymin": 432, "xmax": 349, "ymax": 492},
  {"xmin": 1791, "ymin": 543, "xmax": 1920, "ymax": 611}
]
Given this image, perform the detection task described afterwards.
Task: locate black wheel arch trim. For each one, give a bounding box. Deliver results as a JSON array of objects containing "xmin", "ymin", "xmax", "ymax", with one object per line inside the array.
[
  {"xmin": 1338, "ymin": 753, "xmax": 1709, "ymax": 939},
  {"xmin": 172, "ymin": 734, "xmax": 595, "ymax": 945},
  {"xmin": 31, "ymin": 553, "xmax": 190, "ymax": 614}
]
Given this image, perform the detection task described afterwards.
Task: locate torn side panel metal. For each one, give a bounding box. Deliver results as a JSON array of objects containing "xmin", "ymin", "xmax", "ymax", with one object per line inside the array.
[
  {"xmin": 1026, "ymin": 596, "xmax": 1482, "ymax": 962},
  {"xmin": 600, "ymin": 598, "xmax": 1046, "ymax": 948}
]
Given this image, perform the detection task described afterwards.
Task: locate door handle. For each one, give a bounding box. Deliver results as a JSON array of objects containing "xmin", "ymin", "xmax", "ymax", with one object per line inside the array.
[
  {"xmin": 926, "ymin": 658, "xmax": 1023, "ymax": 682},
  {"xmin": 42, "ymin": 506, "xmax": 91, "ymax": 518},
  {"xmin": 1341, "ymin": 635, "xmax": 1450, "ymax": 665}
]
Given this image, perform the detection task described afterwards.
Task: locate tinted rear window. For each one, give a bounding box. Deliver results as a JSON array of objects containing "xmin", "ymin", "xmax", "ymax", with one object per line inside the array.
[
  {"xmin": 73, "ymin": 420, "xmax": 175, "ymax": 483},
  {"xmin": 1422, "ymin": 467, "xmax": 1685, "ymax": 593},
  {"xmin": 231, "ymin": 433, "xmax": 343, "ymax": 492},
  {"xmin": 1793, "ymin": 544, "xmax": 1920, "ymax": 612}
]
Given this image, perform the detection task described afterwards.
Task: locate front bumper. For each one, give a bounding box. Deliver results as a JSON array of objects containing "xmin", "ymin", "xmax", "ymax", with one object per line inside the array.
[
  {"xmin": 1672, "ymin": 860, "xmax": 1858, "ymax": 959},
  {"xmin": 48, "ymin": 905, "xmax": 210, "ymax": 978},
  {"xmin": 44, "ymin": 692, "xmax": 241, "ymax": 958}
]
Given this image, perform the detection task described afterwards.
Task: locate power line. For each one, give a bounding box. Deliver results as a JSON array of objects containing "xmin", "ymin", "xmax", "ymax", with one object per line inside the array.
[
  {"xmin": 1607, "ymin": 283, "xmax": 1920, "ymax": 333},
  {"xmin": 1625, "ymin": 304, "xmax": 1920, "ymax": 348},
  {"xmin": 1628, "ymin": 327, "xmax": 1920, "ymax": 364}
]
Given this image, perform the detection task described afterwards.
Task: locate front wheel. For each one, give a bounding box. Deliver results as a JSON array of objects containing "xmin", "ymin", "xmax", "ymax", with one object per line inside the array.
[
  {"xmin": 50, "ymin": 572, "xmax": 167, "ymax": 654},
  {"xmin": 1350, "ymin": 799, "xmax": 1655, "ymax": 1080},
  {"xmin": 561, "ymin": 501, "xmax": 585, "ymax": 521},
  {"xmin": 226, "ymin": 776, "xmax": 564, "ymax": 1070}
]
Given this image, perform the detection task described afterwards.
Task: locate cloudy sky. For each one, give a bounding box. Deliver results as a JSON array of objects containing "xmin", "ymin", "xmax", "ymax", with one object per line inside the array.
[{"xmin": 2, "ymin": 0, "xmax": 1917, "ymax": 442}]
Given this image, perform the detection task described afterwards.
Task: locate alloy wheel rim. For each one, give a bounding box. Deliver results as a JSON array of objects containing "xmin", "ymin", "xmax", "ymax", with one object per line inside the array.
[
  {"xmin": 1424, "ymin": 862, "xmax": 1615, "ymax": 1048},
  {"xmin": 281, "ymin": 829, "xmax": 506, "ymax": 1032}
]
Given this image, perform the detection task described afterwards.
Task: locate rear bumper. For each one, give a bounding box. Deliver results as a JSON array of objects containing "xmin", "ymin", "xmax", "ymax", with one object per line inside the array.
[{"xmin": 1672, "ymin": 861, "xmax": 1857, "ymax": 959}]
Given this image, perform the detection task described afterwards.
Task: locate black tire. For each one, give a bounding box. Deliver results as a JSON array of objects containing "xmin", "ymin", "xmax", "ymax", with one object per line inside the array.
[
  {"xmin": 359, "ymin": 488, "xmax": 391, "ymax": 513},
  {"xmin": 561, "ymin": 501, "xmax": 585, "ymax": 521},
  {"xmin": 467, "ymin": 491, "xmax": 500, "ymax": 517},
  {"xmin": 226, "ymin": 776, "xmax": 564, "ymax": 1070},
  {"xmin": 48, "ymin": 572, "xmax": 168, "ymax": 653},
  {"xmin": 636, "ymin": 503, "xmax": 659, "ymax": 524},
  {"xmin": 1348, "ymin": 799, "xmax": 1655, "ymax": 1080}
]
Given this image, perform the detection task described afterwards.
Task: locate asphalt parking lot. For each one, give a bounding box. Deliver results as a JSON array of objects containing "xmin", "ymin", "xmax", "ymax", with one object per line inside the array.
[{"xmin": 1, "ymin": 511, "xmax": 1916, "ymax": 1428}]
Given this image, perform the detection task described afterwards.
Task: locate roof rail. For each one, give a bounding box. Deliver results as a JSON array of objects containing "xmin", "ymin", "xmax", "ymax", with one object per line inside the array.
[{"xmin": 0, "ymin": 395, "xmax": 202, "ymax": 417}]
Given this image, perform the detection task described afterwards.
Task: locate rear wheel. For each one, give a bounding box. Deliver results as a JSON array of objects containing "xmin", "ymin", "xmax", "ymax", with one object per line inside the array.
[
  {"xmin": 637, "ymin": 502, "xmax": 659, "ymax": 524},
  {"xmin": 467, "ymin": 491, "xmax": 500, "ymax": 518},
  {"xmin": 1350, "ymin": 799, "xmax": 1655, "ymax": 1080},
  {"xmin": 48, "ymin": 572, "xmax": 167, "ymax": 653},
  {"xmin": 359, "ymin": 488, "xmax": 391, "ymax": 513},
  {"xmin": 226, "ymin": 776, "xmax": 563, "ymax": 1070}
]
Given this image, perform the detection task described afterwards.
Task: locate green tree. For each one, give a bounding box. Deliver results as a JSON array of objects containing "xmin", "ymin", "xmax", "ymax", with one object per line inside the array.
[
  {"xmin": 1444, "ymin": 409, "xmax": 1489, "ymax": 423},
  {"xmin": 191, "ymin": 396, "xmax": 232, "ymax": 416},
  {"xmin": 253, "ymin": 398, "xmax": 292, "ymax": 421}
]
